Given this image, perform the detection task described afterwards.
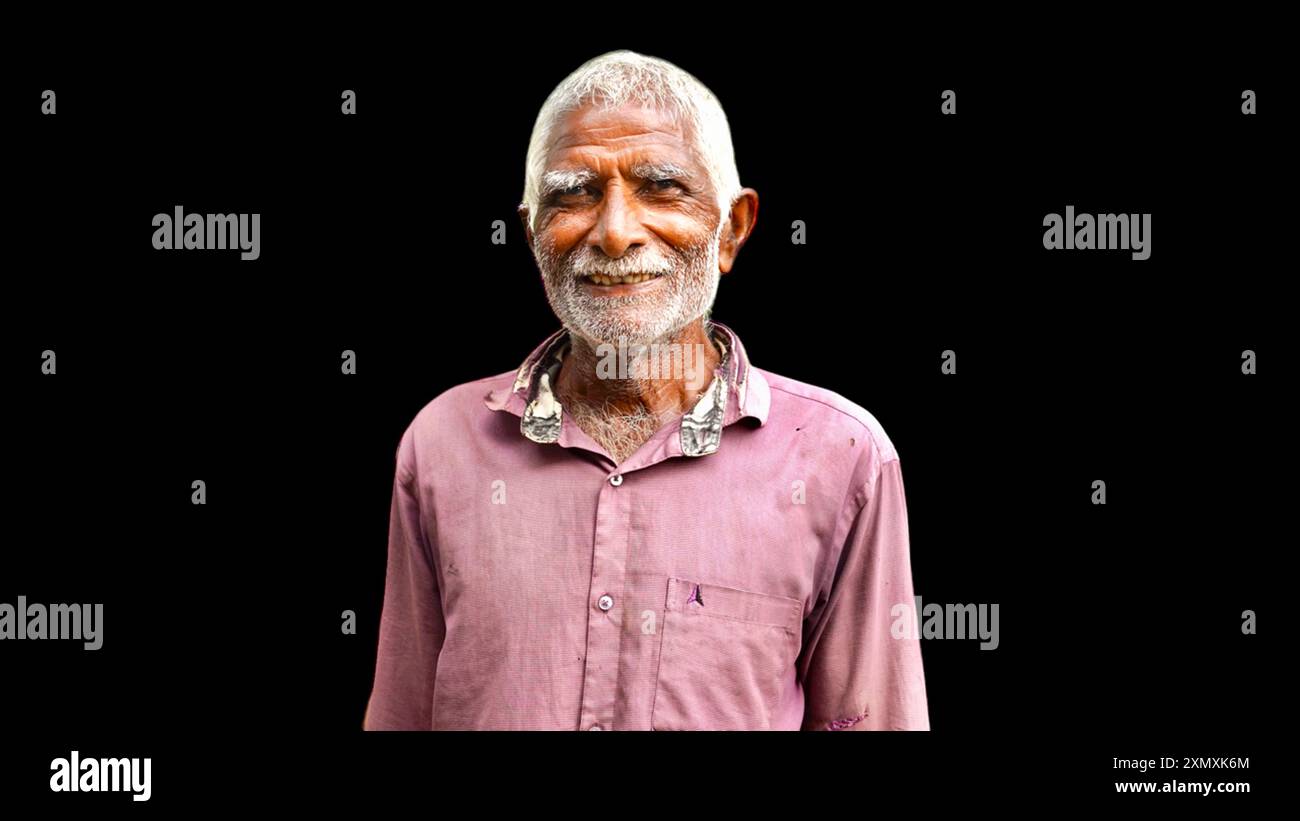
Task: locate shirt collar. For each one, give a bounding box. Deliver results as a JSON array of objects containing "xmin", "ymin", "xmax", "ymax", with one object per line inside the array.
[{"xmin": 484, "ymin": 320, "xmax": 770, "ymax": 457}]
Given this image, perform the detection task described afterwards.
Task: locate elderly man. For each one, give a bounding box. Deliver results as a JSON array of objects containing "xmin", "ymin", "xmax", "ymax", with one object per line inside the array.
[{"xmin": 363, "ymin": 50, "xmax": 929, "ymax": 731}]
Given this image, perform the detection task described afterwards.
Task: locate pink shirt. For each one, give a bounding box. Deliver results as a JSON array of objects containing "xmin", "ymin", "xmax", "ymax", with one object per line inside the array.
[{"xmin": 363, "ymin": 321, "xmax": 929, "ymax": 730}]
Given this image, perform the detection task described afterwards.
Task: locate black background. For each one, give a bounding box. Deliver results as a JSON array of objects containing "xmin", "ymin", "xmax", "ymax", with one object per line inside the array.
[{"xmin": 1, "ymin": 28, "xmax": 1284, "ymax": 808}]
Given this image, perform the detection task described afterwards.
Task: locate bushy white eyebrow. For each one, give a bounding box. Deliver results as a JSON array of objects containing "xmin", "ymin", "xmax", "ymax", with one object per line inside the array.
[
  {"xmin": 539, "ymin": 162, "xmax": 692, "ymax": 200},
  {"xmin": 630, "ymin": 162, "xmax": 692, "ymax": 183},
  {"xmin": 540, "ymin": 168, "xmax": 597, "ymax": 199}
]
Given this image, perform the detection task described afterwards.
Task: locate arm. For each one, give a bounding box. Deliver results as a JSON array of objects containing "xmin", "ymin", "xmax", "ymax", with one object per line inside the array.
[
  {"xmin": 797, "ymin": 457, "xmax": 930, "ymax": 730},
  {"xmin": 362, "ymin": 431, "xmax": 446, "ymax": 730}
]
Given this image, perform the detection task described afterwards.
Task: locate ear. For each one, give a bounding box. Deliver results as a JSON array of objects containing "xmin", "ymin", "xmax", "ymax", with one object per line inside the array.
[
  {"xmin": 718, "ymin": 188, "xmax": 759, "ymax": 275},
  {"xmin": 517, "ymin": 203, "xmax": 534, "ymax": 247}
]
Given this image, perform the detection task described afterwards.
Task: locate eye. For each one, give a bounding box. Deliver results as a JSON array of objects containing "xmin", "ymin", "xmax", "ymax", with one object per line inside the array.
[
  {"xmin": 546, "ymin": 185, "xmax": 594, "ymax": 204},
  {"xmin": 649, "ymin": 178, "xmax": 681, "ymax": 191}
]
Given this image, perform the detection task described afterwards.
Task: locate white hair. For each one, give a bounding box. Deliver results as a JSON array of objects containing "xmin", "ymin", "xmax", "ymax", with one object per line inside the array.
[{"xmin": 522, "ymin": 50, "xmax": 743, "ymax": 233}]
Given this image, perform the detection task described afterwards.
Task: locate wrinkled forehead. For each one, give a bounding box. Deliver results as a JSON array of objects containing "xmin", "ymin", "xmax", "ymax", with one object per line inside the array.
[{"xmin": 545, "ymin": 102, "xmax": 706, "ymax": 176}]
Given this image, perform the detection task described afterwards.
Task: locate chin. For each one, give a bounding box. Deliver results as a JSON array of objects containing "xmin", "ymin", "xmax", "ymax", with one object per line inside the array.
[{"xmin": 578, "ymin": 323, "xmax": 659, "ymax": 348}]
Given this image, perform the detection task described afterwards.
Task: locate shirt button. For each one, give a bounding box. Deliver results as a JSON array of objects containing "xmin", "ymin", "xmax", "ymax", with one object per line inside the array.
[
  {"xmin": 589, "ymin": 724, "xmax": 603, "ymax": 731},
  {"xmin": 608, "ymin": 474, "xmax": 623, "ymax": 486},
  {"xmin": 597, "ymin": 594, "xmax": 614, "ymax": 611}
]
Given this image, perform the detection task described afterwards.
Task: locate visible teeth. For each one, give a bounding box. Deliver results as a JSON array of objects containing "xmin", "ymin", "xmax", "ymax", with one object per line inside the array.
[{"xmin": 588, "ymin": 273, "xmax": 656, "ymax": 285}]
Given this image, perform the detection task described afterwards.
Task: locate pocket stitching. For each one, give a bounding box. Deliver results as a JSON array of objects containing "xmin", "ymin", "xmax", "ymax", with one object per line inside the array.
[{"xmin": 667, "ymin": 576, "xmax": 802, "ymax": 632}]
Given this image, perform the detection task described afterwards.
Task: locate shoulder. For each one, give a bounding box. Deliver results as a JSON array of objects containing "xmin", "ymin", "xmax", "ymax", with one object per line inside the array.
[
  {"xmin": 409, "ymin": 370, "xmax": 516, "ymax": 429},
  {"xmin": 757, "ymin": 368, "xmax": 899, "ymax": 461},
  {"xmin": 754, "ymin": 367, "xmax": 900, "ymax": 502},
  {"xmin": 394, "ymin": 369, "xmax": 517, "ymax": 473}
]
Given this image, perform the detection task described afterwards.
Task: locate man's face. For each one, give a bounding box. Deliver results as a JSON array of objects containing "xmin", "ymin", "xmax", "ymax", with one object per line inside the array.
[{"xmin": 530, "ymin": 103, "xmax": 725, "ymax": 347}]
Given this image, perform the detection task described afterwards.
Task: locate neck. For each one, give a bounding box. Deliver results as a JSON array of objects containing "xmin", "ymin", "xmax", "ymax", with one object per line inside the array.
[{"xmin": 555, "ymin": 317, "xmax": 722, "ymax": 420}]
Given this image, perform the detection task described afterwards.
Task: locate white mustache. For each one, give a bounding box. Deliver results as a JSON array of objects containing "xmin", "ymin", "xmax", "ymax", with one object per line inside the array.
[{"xmin": 565, "ymin": 247, "xmax": 676, "ymax": 278}]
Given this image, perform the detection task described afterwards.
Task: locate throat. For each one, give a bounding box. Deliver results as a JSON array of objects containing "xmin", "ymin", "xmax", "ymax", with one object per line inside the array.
[{"xmin": 564, "ymin": 400, "xmax": 677, "ymax": 464}]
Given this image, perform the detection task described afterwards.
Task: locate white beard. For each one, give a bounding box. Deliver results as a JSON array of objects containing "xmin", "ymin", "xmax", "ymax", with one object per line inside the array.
[{"xmin": 534, "ymin": 218, "xmax": 725, "ymax": 347}]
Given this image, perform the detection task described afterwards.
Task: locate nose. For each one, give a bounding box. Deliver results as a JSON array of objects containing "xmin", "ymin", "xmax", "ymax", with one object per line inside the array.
[{"xmin": 589, "ymin": 182, "xmax": 649, "ymax": 259}]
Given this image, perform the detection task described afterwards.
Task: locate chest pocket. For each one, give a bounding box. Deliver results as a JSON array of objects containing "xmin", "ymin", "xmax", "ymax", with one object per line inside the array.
[{"xmin": 650, "ymin": 577, "xmax": 803, "ymax": 730}]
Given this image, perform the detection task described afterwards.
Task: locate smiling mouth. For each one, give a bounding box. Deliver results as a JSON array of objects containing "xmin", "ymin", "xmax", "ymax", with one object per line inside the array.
[{"xmin": 583, "ymin": 273, "xmax": 664, "ymax": 286}]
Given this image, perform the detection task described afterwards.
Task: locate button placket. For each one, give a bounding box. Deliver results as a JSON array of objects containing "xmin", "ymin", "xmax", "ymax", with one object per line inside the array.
[{"xmin": 578, "ymin": 467, "xmax": 633, "ymax": 732}]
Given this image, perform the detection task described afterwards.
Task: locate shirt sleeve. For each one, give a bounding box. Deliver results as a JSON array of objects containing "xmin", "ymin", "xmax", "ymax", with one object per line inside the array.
[
  {"xmin": 362, "ymin": 432, "xmax": 446, "ymax": 730},
  {"xmin": 797, "ymin": 456, "xmax": 930, "ymax": 730}
]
